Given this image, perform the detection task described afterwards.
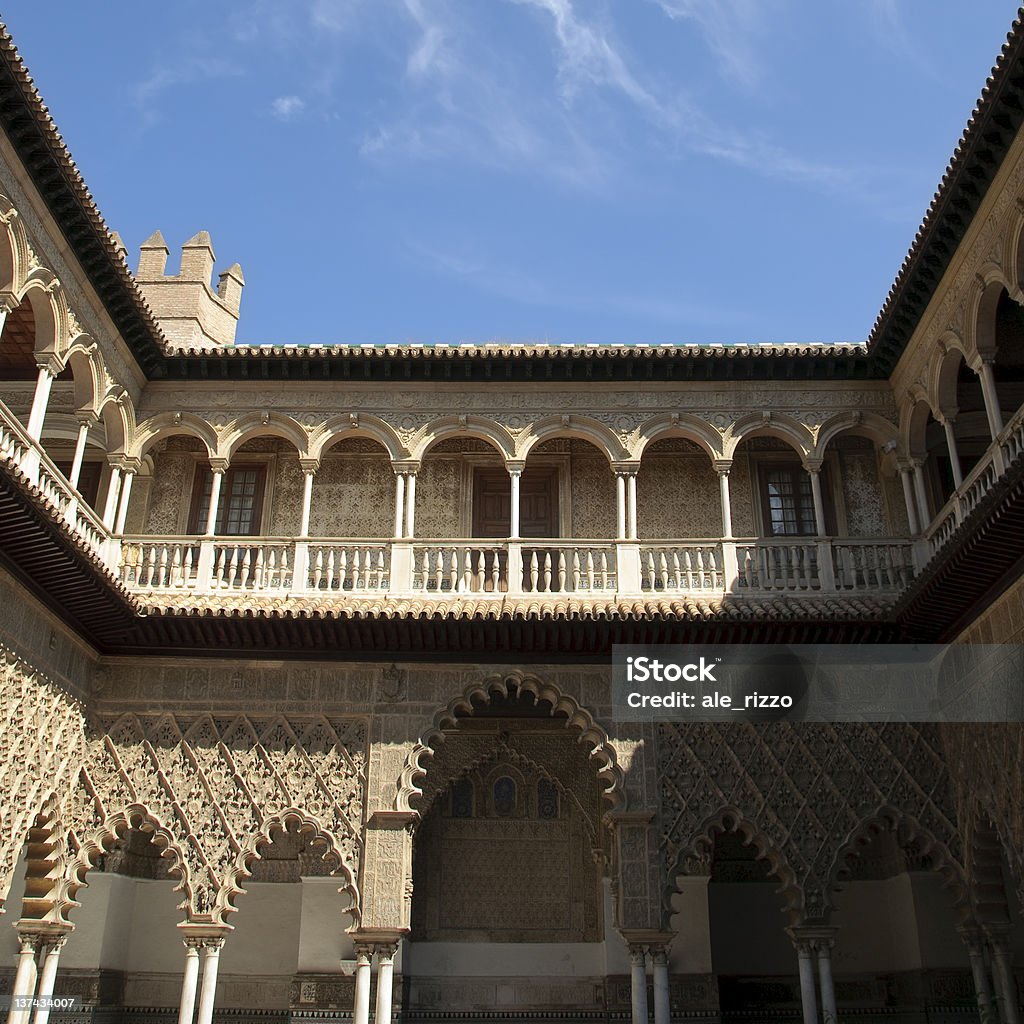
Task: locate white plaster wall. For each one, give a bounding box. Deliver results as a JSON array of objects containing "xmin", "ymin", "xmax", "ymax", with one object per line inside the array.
[
  {"xmin": 831, "ymin": 877, "xmax": 922, "ymax": 973},
  {"xmin": 405, "ymin": 942, "xmax": 606, "ymax": 977},
  {"xmin": 908, "ymin": 873, "xmax": 970, "ymax": 969},
  {"xmin": 669, "ymin": 876, "xmax": 713, "ymax": 974},
  {"xmin": 297, "ymin": 877, "xmax": 354, "ymax": 972},
  {"xmin": 219, "ymin": 882, "xmax": 300, "ymax": 975}
]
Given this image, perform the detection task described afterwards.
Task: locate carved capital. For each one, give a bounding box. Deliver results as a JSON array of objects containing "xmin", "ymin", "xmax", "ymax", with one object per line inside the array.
[{"xmin": 298, "ymin": 458, "xmax": 320, "ymax": 475}]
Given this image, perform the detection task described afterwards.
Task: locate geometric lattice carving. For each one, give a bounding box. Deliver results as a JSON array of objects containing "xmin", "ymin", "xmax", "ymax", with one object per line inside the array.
[
  {"xmin": 659, "ymin": 722, "xmax": 965, "ymax": 924},
  {"xmin": 0, "ymin": 646, "xmax": 87, "ymax": 916},
  {"xmin": 64, "ymin": 713, "xmax": 367, "ymax": 925},
  {"xmin": 941, "ymin": 722, "xmax": 1024, "ymax": 908},
  {"xmin": 0, "ymin": 668, "xmax": 368, "ymax": 928}
]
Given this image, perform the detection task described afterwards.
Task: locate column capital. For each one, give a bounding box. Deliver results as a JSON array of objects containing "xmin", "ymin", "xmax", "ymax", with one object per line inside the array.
[
  {"xmin": 374, "ymin": 941, "xmax": 399, "ymax": 961},
  {"xmin": 956, "ymin": 921, "xmax": 986, "ymax": 952},
  {"xmin": 111, "ymin": 455, "xmax": 142, "ymax": 475},
  {"xmin": 801, "ymin": 458, "xmax": 824, "ymax": 475},
  {"xmin": 352, "ymin": 943, "xmax": 374, "ymax": 963},
  {"xmin": 611, "ymin": 462, "xmax": 639, "ymax": 477},
  {"xmin": 177, "ymin": 923, "xmax": 230, "ymax": 943},
  {"xmin": 208, "ymin": 458, "xmax": 230, "ymax": 474},
  {"xmin": 786, "ymin": 924, "xmax": 837, "ymax": 951},
  {"xmin": 507, "ymin": 461, "xmax": 525, "ymax": 476},
  {"xmin": 298, "ymin": 458, "xmax": 320, "ymax": 475},
  {"xmin": 74, "ymin": 409, "xmax": 99, "ymax": 428},
  {"xmin": 15, "ymin": 921, "xmax": 72, "ymax": 946},
  {"xmin": 712, "ymin": 459, "xmax": 733, "ymax": 476},
  {"xmin": 36, "ymin": 355, "xmax": 62, "ymax": 378},
  {"xmin": 392, "ymin": 460, "xmax": 420, "ymax": 476},
  {"xmin": 628, "ymin": 944, "xmax": 648, "ymax": 964}
]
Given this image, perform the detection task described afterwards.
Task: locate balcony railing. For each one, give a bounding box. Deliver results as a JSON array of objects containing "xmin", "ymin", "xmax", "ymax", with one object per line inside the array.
[
  {"xmin": 925, "ymin": 403, "xmax": 1024, "ymax": 558},
  {"xmin": 6, "ymin": 394, "xmax": 1023, "ymax": 607}
]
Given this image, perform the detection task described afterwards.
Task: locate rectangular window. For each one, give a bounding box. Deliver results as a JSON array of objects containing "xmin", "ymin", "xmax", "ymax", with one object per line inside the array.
[
  {"xmin": 759, "ymin": 465, "xmax": 818, "ymax": 536},
  {"xmin": 187, "ymin": 465, "xmax": 267, "ymax": 535}
]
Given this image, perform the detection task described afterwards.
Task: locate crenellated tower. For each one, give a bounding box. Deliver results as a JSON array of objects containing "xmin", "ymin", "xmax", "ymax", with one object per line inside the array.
[{"xmin": 134, "ymin": 230, "xmax": 244, "ymax": 349}]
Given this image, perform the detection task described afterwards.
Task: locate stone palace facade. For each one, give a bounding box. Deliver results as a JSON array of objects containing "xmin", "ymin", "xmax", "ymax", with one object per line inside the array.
[{"xmin": 1, "ymin": 10, "xmax": 1024, "ymax": 1024}]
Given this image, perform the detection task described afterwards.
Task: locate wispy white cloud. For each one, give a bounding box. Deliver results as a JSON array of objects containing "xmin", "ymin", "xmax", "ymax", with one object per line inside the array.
[
  {"xmin": 271, "ymin": 95, "xmax": 306, "ymax": 119},
  {"xmin": 406, "ymin": 238, "xmax": 753, "ymax": 329},
  {"xmin": 650, "ymin": 0, "xmax": 774, "ymax": 89},
  {"xmin": 134, "ymin": 55, "xmax": 242, "ymax": 119}
]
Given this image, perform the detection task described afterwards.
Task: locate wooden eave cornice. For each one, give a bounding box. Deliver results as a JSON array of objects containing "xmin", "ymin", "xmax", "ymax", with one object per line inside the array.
[
  {"xmin": 0, "ymin": 460, "xmax": 140, "ymax": 648},
  {"xmin": 895, "ymin": 450, "xmax": 1024, "ymax": 640}
]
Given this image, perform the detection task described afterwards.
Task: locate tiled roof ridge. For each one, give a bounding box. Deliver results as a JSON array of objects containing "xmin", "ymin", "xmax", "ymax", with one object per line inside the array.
[
  {"xmin": 867, "ymin": 6, "xmax": 1024, "ymax": 367},
  {"xmin": 168, "ymin": 340, "xmax": 869, "ymax": 358}
]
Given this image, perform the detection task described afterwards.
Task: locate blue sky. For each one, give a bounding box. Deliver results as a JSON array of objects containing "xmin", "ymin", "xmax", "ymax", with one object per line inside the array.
[{"xmin": 4, "ymin": 2, "xmax": 1022, "ymax": 346}]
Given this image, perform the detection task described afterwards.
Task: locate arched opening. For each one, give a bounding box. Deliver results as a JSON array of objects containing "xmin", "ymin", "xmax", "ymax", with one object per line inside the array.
[
  {"xmin": 730, "ymin": 435, "xmax": 822, "ymax": 589},
  {"xmin": 978, "ymin": 288, "xmax": 1024, "ymax": 426},
  {"xmin": 311, "ymin": 437, "xmax": 394, "ymax": 539},
  {"xmin": 637, "ymin": 437, "xmax": 720, "ymax": 539},
  {"xmin": 815, "ymin": 433, "xmax": 905, "ymax": 537},
  {"xmin": 908, "ymin": 400, "xmax": 955, "ymax": 520},
  {"xmin": 220, "ymin": 821, "xmax": 358, "ymax": 1017},
  {"xmin": 413, "ymin": 436, "xmax": 509, "ymax": 592},
  {"xmin": 406, "ymin": 683, "xmax": 613, "ymax": 1016},
  {"xmin": 702, "ymin": 830, "xmax": 795, "ymax": 1019},
  {"xmin": 829, "ymin": 821, "xmax": 985, "ymax": 1019},
  {"xmin": 936, "ymin": 349, "xmax": 992, "ymax": 482},
  {"xmin": 3, "ymin": 825, "xmax": 185, "ymax": 1020}
]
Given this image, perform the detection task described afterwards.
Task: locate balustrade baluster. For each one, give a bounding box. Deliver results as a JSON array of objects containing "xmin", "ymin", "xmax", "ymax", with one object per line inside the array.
[
  {"xmin": 529, "ymin": 551, "xmax": 540, "ymax": 591},
  {"xmin": 556, "ymin": 550, "xmax": 566, "ymax": 592},
  {"xmin": 336, "ymin": 549, "xmax": 347, "ymax": 590}
]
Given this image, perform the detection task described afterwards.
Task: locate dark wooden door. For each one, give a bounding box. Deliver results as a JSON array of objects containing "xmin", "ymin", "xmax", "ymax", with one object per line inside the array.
[{"xmin": 472, "ymin": 467, "xmax": 559, "ymax": 537}]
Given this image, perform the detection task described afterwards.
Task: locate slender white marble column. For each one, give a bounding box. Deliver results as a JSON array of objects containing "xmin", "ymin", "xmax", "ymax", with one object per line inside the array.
[
  {"xmin": 629, "ymin": 946, "xmax": 649, "ymax": 1024},
  {"xmin": 627, "ymin": 472, "xmax": 638, "ymax": 540},
  {"xmin": 101, "ymin": 466, "xmax": 122, "ymax": 530},
  {"xmin": 912, "ymin": 460, "xmax": 930, "ymax": 528},
  {"xmin": 194, "ymin": 939, "xmax": 223, "ymax": 1024},
  {"xmin": 405, "ymin": 473, "xmax": 417, "ymax": 538},
  {"xmin": 114, "ymin": 470, "xmax": 135, "ymax": 535},
  {"xmin": 69, "ymin": 420, "xmax": 91, "ymax": 490},
  {"xmin": 616, "ymin": 474, "xmax": 627, "ymax": 540},
  {"xmin": 177, "ymin": 939, "xmax": 202, "ymax": 1024},
  {"xmin": 26, "ymin": 365, "xmax": 55, "ymax": 442},
  {"xmin": 374, "ymin": 943, "xmax": 397, "ymax": 1024},
  {"xmin": 817, "ymin": 941, "xmax": 838, "ymax": 1024},
  {"xmin": 716, "ymin": 465, "xmax": 733, "ymax": 538},
  {"xmin": 352, "ymin": 947, "xmax": 372, "ymax": 1024},
  {"xmin": 807, "ymin": 466, "xmax": 827, "ymax": 537},
  {"xmin": 978, "ymin": 357, "xmax": 1005, "ymax": 440},
  {"xmin": 899, "ymin": 466, "xmax": 921, "ymax": 535},
  {"xmin": 299, "ymin": 466, "xmax": 316, "ymax": 538},
  {"xmin": 7, "ymin": 933, "xmax": 41, "ymax": 1024},
  {"xmin": 990, "ymin": 937, "xmax": 1021, "ymax": 1024},
  {"xmin": 204, "ymin": 469, "xmax": 224, "ymax": 537},
  {"xmin": 960, "ymin": 927, "xmax": 996, "ymax": 1023},
  {"xmin": 795, "ymin": 944, "xmax": 818, "ymax": 1024},
  {"xmin": 509, "ymin": 468, "xmax": 522, "ymax": 538},
  {"xmin": 651, "ymin": 948, "xmax": 670, "ymax": 1024},
  {"xmin": 31, "ymin": 936, "xmax": 67, "ymax": 1024},
  {"xmin": 393, "ymin": 473, "xmax": 406, "ymax": 538},
  {"xmin": 942, "ymin": 417, "xmax": 964, "ymax": 488}
]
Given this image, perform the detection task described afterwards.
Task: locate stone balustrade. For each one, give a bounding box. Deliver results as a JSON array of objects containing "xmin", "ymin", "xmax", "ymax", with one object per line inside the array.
[{"xmin": 7, "ymin": 396, "xmax": 1024, "ymax": 604}]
